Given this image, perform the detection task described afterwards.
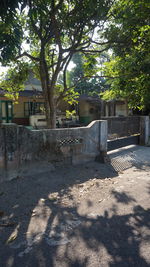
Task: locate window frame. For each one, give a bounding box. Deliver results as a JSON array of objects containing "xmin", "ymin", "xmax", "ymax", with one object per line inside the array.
[{"xmin": 24, "ymin": 101, "xmax": 45, "ymax": 117}]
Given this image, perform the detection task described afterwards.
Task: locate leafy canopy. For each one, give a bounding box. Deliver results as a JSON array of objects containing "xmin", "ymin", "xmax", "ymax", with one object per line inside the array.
[
  {"xmin": 68, "ymin": 52, "xmax": 109, "ymax": 96},
  {"xmin": 0, "ymin": 62, "xmax": 29, "ymax": 101},
  {"xmin": 0, "ymin": 0, "xmax": 26, "ymax": 64},
  {"xmin": 102, "ymin": 0, "xmax": 150, "ymax": 110},
  {"xmin": 0, "ymin": 1, "xmax": 112, "ymax": 115}
]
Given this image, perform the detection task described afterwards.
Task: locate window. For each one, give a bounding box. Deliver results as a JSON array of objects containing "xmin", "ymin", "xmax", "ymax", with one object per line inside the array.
[{"xmin": 24, "ymin": 102, "xmax": 45, "ymax": 117}]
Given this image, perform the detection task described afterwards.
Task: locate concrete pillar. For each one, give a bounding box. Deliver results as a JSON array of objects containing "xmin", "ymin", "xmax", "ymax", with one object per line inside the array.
[
  {"xmin": 140, "ymin": 116, "xmax": 150, "ymax": 145},
  {"xmin": 0, "ymin": 125, "xmax": 5, "ymax": 182},
  {"xmin": 96, "ymin": 120, "xmax": 108, "ymax": 163},
  {"xmin": 0, "ymin": 123, "xmax": 19, "ymax": 181}
]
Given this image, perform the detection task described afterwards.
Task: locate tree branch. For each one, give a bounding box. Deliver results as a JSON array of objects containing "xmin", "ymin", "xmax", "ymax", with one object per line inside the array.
[
  {"xmin": 89, "ymin": 39, "xmax": 111, "ymax": 45},
  {"xmin": 15, "ymin": 52, "xmax": 40, "ymax": 62},
  {"xmin": 63, "ymin": 53, "xmax": 73, "ymax": 91},
  {"xmin": 78, "ymin": 47, "xmax": 109, "ymax": 54},
  {"xmin": 56, "ymin": 53, "xmax": 73, "ymax": 105}
]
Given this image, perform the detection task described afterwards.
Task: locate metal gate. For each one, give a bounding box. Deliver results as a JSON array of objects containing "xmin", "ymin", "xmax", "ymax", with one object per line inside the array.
[
  {"xmin": 107, "ymin": 134, "xmax": 140, "ymax": 151},
  {"xmin": 103, "ymin": 116, "xmax": 141, "ymax": 152}
]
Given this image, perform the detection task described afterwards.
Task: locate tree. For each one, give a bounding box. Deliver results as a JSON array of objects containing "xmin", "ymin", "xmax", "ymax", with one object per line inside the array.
[
  {"xmin": 102, "ymin": 53, "xmax": 150, "ymax": 110},
  {"xmin": 0, "ymin": 0, "xmax": 113, "ymax": 128},
  {"xmin": 102, "ymin": 0, "xmax": 150, "ymax": 111},
  {"xmin": 68, "ymin": 52, "xmax": 109, "ymax": 96},
  {"xmin": 0, "ymin": 0, "xmax": 26, "ymax": 63}
]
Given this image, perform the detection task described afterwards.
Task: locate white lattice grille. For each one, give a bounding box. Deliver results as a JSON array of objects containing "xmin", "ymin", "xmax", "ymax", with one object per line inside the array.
[{"xmin": 57, "ymin": 138, "xmax": 83, "ymax": 147}]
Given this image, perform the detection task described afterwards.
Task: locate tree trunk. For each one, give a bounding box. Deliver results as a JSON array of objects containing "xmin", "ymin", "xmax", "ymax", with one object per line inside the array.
[
  {"xmin": 44, "ymin": 100, "xmax": 51, "ymax": 128},
  {"xmin": 43, "ymin": 85, "xmax": 56, "ymax": 129},
  {"xmin": 40, "ymin": 53, "xmax": 57, "ymax": 128},
  {"xmin": 47, "ymin": 90, "xmax": 56, "ymax": 128},
  {"xmin": 45, "ymin": 101, "xmax": 56, "ymax": 129}
]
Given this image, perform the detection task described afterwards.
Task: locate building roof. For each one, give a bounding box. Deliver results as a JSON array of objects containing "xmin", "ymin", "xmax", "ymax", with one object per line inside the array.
[
  {"xmin": 79, "ymin": 95, "xmax": 126, "ymax": 106},
  {"xmin": 79, "ymin": 94, "xmax": 102, "ymax": 104},
  {"xmin": 19, "ymin": 90, "xmax": 42, "ymax": 97},
  {"xmin": 106, "ymin": 99, "xmax": 125, "ymax": 105},
  {"xmin": 0, "ymin": 89, "xmax": 43, "ymax": 97}
]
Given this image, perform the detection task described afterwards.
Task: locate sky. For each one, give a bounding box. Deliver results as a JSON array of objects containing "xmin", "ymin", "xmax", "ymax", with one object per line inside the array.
[{"xmin": 0, "ymin": 65, "xmax": 9, "ymax": 75}]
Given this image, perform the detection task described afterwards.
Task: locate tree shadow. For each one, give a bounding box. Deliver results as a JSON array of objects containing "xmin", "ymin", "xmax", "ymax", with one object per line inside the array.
[
  {"xmin": 111, "ymin": 190, "xmax": 136, "ymax": 204},
  {"xmin": 0, "ymin": 162, "xmax": 150, "ymax": 266}
]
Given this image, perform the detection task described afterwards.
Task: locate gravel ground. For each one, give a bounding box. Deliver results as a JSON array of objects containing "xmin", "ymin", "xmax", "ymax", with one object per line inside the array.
[{"xmin": 0, "ymin": 145, "xmax": 150, "ymax": 267}]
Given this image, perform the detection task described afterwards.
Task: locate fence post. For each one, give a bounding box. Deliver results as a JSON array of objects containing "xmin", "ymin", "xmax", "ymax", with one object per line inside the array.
[
  {"xmin": 140, "ymin": 116, "xmax": 149, "ymax": 145},
  {"xmin": 0, "ymin": 125, "xmax": 5, "ymax": 182},
  {"xmin": 97, "ymin": 120, "xmax": 108, "ymax": 162}
]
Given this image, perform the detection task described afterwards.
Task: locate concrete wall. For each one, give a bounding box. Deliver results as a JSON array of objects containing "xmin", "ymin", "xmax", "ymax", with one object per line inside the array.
[
  {"xmin": 0, "ymin": 116, "xmax": 149, "ymax": 183},
  {"xmin": 0, "ymin": 120, "xmax": 107, "ymax": 182}
]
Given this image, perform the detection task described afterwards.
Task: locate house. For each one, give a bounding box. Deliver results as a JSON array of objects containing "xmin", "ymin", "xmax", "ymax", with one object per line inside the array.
[
  {"xmin": 0, "ymin": 72, "xmax": 129, "ymax": 126},
  {"xmin": 0, "ymin": 72, "xmax": 45, "ymax": 125},
  {"xmin": 0, "ymin": 90, "xmax": 45, "ymax": 125},
  {"xmin": 78, "ymin": 95, "xmax": 129, "ymax": 124},
  {"xmin": 78, "ymin": 95, "xmax": 103, "ymax": 124},
  {"xmin": 104, "ymin": 100, "xmax": 129, "ymax": 117},
  {"xmin": 0, "ymin": 72, "xmax": 77, "ymax": 127}
]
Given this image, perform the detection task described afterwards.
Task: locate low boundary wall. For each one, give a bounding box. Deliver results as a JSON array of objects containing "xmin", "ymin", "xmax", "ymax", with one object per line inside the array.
[
  {"xmin": 0, "ymin": 120, "xmax": 107, "ymax": 182},
  {"xmin": 0, "ymin": 116, "xmax": 149, "ymax": 182}
]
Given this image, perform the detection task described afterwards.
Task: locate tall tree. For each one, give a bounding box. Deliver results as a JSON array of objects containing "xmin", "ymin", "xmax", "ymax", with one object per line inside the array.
[
  {"xmin": 0, "ymin": 0, "xmax": 113, "ymax": 128},
  {"xmin": 102, "ymin": 0, "xmax": 150, "ymax": 111}
]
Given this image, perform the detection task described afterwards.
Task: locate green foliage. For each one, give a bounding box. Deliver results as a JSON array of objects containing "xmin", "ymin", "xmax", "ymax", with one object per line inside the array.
[
  {"xmin": 83, "ymin": 54, "xmax": 98, "ymax": 76},
  {"xmin": 0, "ymin": 0, "xmax": 113, "ymax": 127},
  {"xmin": 105, "ymin": 0, "xmax": 150, "ymax": 55},
  {"xmin": 66, "ymin": 110, "xmax": 77, "ymax": 119},
  {"xmin": 0, "ymin": 0, "xmax": 26, "ymax": 64},
  {"xmin": 69, "ymin": 53, "xmax": 109, "ymax": 96},
  {"xmin": 103, "ymin": 0, "xmax": 150, "ymax": 110},
  {"xmin": 0, "ymin": 62, "xmax": 29, "ymax": 101},
  {"xmin": 63, "ymin": 88, "xmax": 79, "ymax": 106}
]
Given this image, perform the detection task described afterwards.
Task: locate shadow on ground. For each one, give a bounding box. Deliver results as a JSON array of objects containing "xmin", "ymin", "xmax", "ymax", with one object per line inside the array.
[{"xmin": 0, "ymin": 160, "xmax": 150, "ymax": 267}]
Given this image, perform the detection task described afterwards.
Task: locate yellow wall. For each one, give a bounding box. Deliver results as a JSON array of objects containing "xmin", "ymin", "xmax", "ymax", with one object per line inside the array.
[
  {"xmin": 116, "ymin": 104, "xmax": 127, "ymax": 116},
  {"xmin": 79, "ymin": 100, "xmax": 90, "ymax": 116},
  {"xmin": 79, "ymin": 100, "xmax": 100, "ymax": 121},
  {"xmin": 14, "ymin": 97, "xmax": 26, "ymax": 118},
  {"xmin": 0, "ymin": 96, "xmax": 45, "ymax": 118}
]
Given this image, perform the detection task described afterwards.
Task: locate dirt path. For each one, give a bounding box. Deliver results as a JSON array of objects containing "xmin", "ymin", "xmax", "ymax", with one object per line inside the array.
[{"xmin": 0, "ymin": 145, "xmax": 150, "ymax": 267}]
